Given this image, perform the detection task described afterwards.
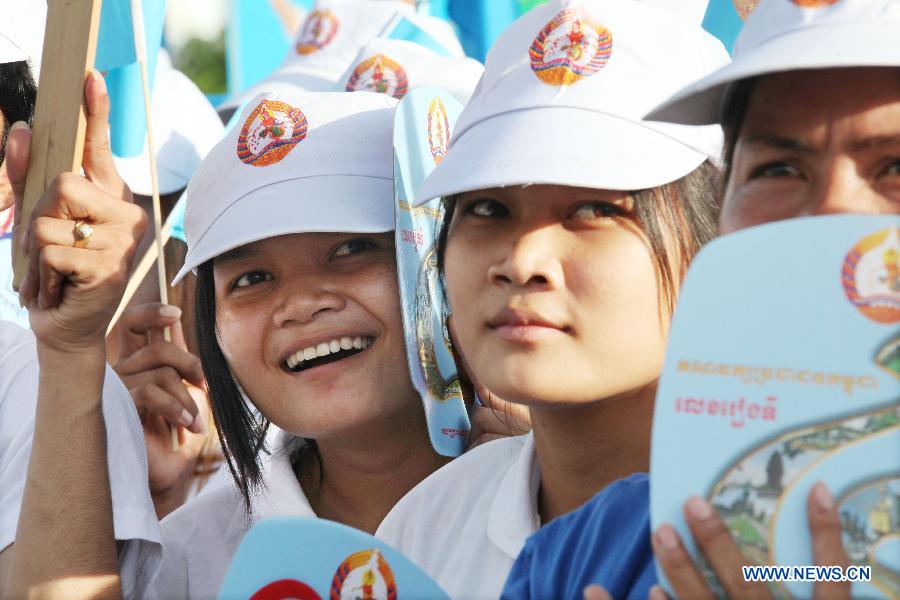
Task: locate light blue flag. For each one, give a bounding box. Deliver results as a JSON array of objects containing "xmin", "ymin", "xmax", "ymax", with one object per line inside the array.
[
  {"xmin": 701, "ymin": 0, "xmax": 752, "ymax": 54},
  {"xmin": 95, "ymin": 0, "xmax": 168, "ymax": 157},
  {"xmin": 384, "ymin": 15, "xmax": 452, "ymax": 58},
  {"xmin": 226, "ymin": 0, "xmax": 311, "ymax": 98},
  {"xmin": 448, "ymin": 0, "xmax": 519, "ymax": 61}
]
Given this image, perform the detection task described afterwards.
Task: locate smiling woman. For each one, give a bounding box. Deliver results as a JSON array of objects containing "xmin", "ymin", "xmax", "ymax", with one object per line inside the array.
[{"xmin": 116, "ymin": 90, "xmax": 451, "ymax": 598}]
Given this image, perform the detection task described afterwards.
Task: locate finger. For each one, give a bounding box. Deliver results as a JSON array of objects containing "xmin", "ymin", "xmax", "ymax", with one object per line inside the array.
[
  {"xmin": 475, "ymin": 385, "xmax": 532, "ymax": 432},
  {"xmin": 648, "ymin": 585, "xmax": 671, "ymax": 600},
  {"xmin": 82, "ymin": 71, "xmax": 129, "ymax": 201},
  {"xmin": 117, "ymin": 342, "xmax": 204, "ymax": 388},
  {"xmin": 6, "ymin": 122, "xmax": 31, "ymax": 211},
  {"xmin": 131, "ymin": 376, "xmax": 204, "ymax": 434},
  {"xmin": 117, "ymin": 303, "xmax": 183, "ymax": 356},
  {"xmin": 471, "ymin": 406, "xmax": 530, "ymax": 440},
  {"xmin": 32, "ymin": 172, "xmax": 143, "ymax": 228},
  {"xmin": 808, "ymin": 483, "xmax": 850, "ymax": 600},
  {"xmin": 683, "ymin": 497, "xmax": 772, "ymax": 599},
  {"xmin": 7, "ymin": 122, "xmax": 31, "ymax": 251},
  {"xmin": 37, "ymin": 245, "xmax": 68, "ymax": 310},
  {"xmin": 652, "ymin": 523, "xmax": 716, "ymax": 600},
  {"xmin": 582, "ymin": 585, "xmax": 612, "ymax": 600}
]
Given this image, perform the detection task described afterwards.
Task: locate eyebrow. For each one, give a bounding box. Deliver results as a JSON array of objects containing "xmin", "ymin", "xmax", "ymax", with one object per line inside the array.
[
  {"xmin": 214, "ymin": 244, "xmax": 258, "ymax": 266},
  {"xmin": 848, "ymin": 134, "xmax": 900, "ymax": 152},
  {"xmin": 740, "ymin": 134, "xmax": 817, "ymax": 154}
]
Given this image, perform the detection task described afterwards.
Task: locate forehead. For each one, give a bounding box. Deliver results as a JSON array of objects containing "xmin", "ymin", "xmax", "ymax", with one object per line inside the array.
[{"xmin": 741, "ymin": 67, "xmax": 900, "ymax": 142}]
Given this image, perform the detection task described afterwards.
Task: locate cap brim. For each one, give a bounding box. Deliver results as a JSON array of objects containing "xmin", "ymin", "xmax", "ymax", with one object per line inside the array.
[
  {"xmin": 114, "ymin": 154, "xmax": 190, "ymax": 197},
  {"xmin": 415, "ymin": 107, "xmax": 708, "ymax": 204},
  {"xmin": 648, "ymin": 21, "xmax": 900, "ymax": 126},
  {"xmin": 173, "ymin": 175, "xmax": 393, "ymax": 284}
]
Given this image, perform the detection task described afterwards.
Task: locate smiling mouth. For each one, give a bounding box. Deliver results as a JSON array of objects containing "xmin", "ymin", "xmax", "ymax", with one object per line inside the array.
[{"xmin": 283, "ymin": 336, "xmax": 374, "ymax": 373}]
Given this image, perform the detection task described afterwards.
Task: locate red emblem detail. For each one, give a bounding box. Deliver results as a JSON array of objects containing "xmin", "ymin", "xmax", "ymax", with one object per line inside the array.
[
  {"xmin": 529, "ymin": 7, "xmax": 612, "ymax": 86},
  {"xmin": 345, "ymin": 54, "xmax": 409, "ymax": 100},
  {"xmin": 330, "ymin": 549, "xmax": 397, "ymax": 600},
  {"xmin": 236, "ymin": 99, "xmax": 308, "ymax": 167},
  {"xmin": 842, "ymin": 228, "xmax": 900, "ymax": 324},
  {"xmin": 296, "ymin": 10, "xmax": 339, "ymax": 55},
  {"xmin": 251, "ymin": 579, "xmax": 321, "ymax": 600},
  {"xmin": 427, "ymin": 97, "xmax": 451, "ymax": 165}
]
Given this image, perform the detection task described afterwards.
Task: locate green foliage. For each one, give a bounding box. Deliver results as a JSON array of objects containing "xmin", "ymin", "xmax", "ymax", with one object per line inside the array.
[{"xmin": 173, "ymin": 32, "xmax": 227, "ymax": 94}]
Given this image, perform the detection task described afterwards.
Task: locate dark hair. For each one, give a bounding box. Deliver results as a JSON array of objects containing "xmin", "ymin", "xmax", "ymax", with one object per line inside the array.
[
  {"xmin": 195, "ymin": 259, "xmax": 320, "ymax": 512},
  {"xmin": 0, "ymin": 60, "xmax": 37, "ymax": 166},
  {"xmin": 195, "ymin": 260, "xmax": 271, "ymax": 511},
  {"xmin": 436, "ymin": 161, "xmax": 721, "ymax": 319}
]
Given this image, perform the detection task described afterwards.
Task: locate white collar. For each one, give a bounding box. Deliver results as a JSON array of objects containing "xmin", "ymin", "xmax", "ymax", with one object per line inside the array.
[
  {"xmin": 486, "ymin": 434, "xmax": 541, "ymax": 559},
  {"xmin": 223, "ymin": 431, "xmax": 316, "ymax": 541}
]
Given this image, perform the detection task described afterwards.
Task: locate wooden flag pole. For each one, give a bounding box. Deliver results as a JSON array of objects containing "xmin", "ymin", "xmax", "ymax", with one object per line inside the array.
[
  {"xmin": 130, "ymin": 0, "xmax": 180, "ymax": 451},
  {"xmin": 12, "ymin": 0, "xmax": 103, "ymax": 289}
]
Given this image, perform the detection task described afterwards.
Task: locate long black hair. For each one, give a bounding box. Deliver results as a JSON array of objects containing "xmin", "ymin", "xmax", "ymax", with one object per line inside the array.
[{"xmin": 0, "ymin": 60, "xmax": 37, "ymax": 166}]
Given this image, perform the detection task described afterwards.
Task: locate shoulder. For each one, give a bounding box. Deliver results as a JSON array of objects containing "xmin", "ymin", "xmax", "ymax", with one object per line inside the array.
[{"xmin": 380, "ymin": 435, "xmax": 528, "ymax": 525}]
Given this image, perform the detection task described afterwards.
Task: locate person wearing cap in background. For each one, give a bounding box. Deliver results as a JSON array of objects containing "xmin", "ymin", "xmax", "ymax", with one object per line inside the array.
[
  {"xmin": 107, "ymin": 50, "xmax": 228, "ymax": 521},
  {"xmin": 374, "ymin": 2, "xmax": 729, "ymax": 598},
  {"xmin": 337, "ymin": 37, "xmax": 483, "ymax": 103},
  {"xmin": 637, "ymin": 1, "xmax": 899, "ymax": 598},
  {"xmin": 218, "ymin": 0, "xmax": 465, "ymax": 123}
]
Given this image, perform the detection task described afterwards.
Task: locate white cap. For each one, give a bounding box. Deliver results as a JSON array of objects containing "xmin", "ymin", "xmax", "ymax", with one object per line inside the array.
[
  {"xmin": 336, "ymin": 38, "xmax": 483, "ymax": 103},
  {"xmin": 0, "ymin": 1, "xmax": 46, "ymax": 78},
  {"xmin": 648, "ymin": 0, "xmax": 900, "ymax": 125},
  {"xmin": 220, "ymin": 0, "xmax": 419, "ymax": 111},
  {"xmin": 415, "ymin": 0, "xmax": 729, "ymax": 204},
  {"xmin": 114, "ymin": 53, "xmax": 224, "ymax": 196},
  {"xmin": 174, "ymin": 89, "xmax": 397, "ymax": 284}
]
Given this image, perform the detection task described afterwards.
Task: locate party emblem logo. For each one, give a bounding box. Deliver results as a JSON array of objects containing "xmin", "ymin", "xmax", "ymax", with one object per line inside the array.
[
  {"xmin": 732, "ymin": 0, "xmax": 762, "ymax": 20},
  {"xmin": 790, "ymin": 0, "xmax": 841, "ymax": 7},
  {"xmin": 0, "ymin": 206, "xmax": 13, "ymax": 239},
  {"xmin": 330, "ymin": 549, "xmax": 397, "ymax": 600},
  {"xmin": 345, "ymin": 54, "xmax": 409, "ymax": 99},
  {"xmin": 842, "ymin": 227, "xmax": 900, "ymax": 324},
  {"xmin": 296, "ymin": 10, "xmax": 339, "ymax": 55},
  {"xmin": 236, "ymin": 99, "xmax": 308, "ymax": 167},
  {"xmin": 427, "ymin": 97, "xmax": 451, "ymax": 165},
  {"xmin": 530, "ymin": 7, "xmax": 613, "ymax": 86}
]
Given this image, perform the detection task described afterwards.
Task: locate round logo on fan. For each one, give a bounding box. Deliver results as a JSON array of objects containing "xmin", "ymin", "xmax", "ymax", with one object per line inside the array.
[{"xmin": 842, "ymin": 227, "xmax": 900, "ymax": 324}]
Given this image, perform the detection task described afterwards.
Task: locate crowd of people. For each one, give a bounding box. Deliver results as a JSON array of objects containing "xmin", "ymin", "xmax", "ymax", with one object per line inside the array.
[{"xmin": 0, "ymin": 0, "xmax": 898, "ymax": 598}]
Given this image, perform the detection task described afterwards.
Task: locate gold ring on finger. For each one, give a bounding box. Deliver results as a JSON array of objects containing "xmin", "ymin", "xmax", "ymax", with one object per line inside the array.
[{"xmin": 73, "ymin": 220, "xmax": 94, "ymax": 249}]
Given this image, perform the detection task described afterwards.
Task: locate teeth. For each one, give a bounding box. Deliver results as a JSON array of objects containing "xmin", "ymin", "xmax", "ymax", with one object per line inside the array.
[{"xmin": 285, "ymin": 336, "xmax": 374, "ymax": 370}]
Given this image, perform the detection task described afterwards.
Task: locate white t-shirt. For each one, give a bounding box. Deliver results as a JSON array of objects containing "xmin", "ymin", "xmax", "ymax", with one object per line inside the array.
[
  {"xmin": 376, "ymin": 434, "xmax": 540, "ymax": 600},
  {"xmin": 0, "ymin": 234, "xmax": 30, "ymax": 328},
  {"xmin": 137, "ymin": 431, "xmax": 316, "ymax": 599},
  {"xmin": 0, "ymin": 320, "xmax": 161, "ymax": 597}
]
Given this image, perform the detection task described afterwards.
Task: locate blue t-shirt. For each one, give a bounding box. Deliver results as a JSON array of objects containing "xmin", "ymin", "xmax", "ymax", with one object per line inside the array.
[{"xmin": 501, "ymin": 473, "xmax": 656, "ymax": 600}]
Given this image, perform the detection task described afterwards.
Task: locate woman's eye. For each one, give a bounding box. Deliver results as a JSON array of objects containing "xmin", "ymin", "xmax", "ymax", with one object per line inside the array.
[
  {"xmin": 332, "ymin": 238, "xmax": 377, "ymax": 258},
  {"xmin": 465, "ymin": 199, "xmax": 509, "ymax": 218},
  {"xmin": 232, "ymin": 271, "xmax": 273, "ymax": 290},
  {"xmin": 880, "ymin": 159, "xmax": 900, "ymax": 177},
  {"xmin": 571, "ymin": 202, "xmax": 625, "ymax": 220},
  {"xmin": 749, "ymin": 162, "xmax": 801, "ymax": 179}
]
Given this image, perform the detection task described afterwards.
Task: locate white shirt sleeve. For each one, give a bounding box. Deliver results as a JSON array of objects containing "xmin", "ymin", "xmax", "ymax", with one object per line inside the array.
[{"xmin": 0, "ymin": 321, "xmax": 161, "ymax": 586}]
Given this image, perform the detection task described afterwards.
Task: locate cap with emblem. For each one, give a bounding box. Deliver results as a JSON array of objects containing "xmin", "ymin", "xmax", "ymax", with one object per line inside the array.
[
  {"xmin": 220, "ymin": 0, "xmax": 463, "ymax": 112},
  {"xmin": 173, "ymin": 89, "xmax": 397, "ymax": 284},
  {"xmin": 648, "ymin": 0, "xmax": 900, "ymax": 125},
  {"xmin": 414, "ymin": 0, "xmax": 730, "ymax": 204},
  {"xmin": 336, "ymin": 38, "xmax": 483, "ymax": 103}
]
